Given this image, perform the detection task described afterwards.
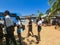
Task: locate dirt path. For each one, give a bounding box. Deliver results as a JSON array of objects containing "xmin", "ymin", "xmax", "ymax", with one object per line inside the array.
[{"xmin": 14, "ymin": 23, "xmax": 60, "ymax": 45}]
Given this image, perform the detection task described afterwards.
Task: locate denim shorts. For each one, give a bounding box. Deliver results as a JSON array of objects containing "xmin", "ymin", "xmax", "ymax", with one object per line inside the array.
[{"xmin": 17, "ymin": 28, "xmax": 23, "ymax": 33}]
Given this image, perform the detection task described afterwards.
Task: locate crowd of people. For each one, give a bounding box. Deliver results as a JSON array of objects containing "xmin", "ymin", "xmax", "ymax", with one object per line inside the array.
[
  {"xmin": 0, "ymin": 10, "xmax": 42, "ymax": 45},
  {"xmin": 0, "ymin": 10, "xmax": 60, "ymax": 45}
]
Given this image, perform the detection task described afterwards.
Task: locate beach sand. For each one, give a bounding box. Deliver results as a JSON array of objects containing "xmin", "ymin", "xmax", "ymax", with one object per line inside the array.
[{"xmin": 14, "ymin": 23, "xmax": 60, "ymax": 45}]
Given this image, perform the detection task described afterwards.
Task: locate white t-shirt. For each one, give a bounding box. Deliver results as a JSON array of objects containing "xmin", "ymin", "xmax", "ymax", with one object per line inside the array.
[
  {"xmin": 3, "ymin": 15, "xmax": 10, "ymax": 34},
  {"xmin": 16, "ymin": 20, "xmax": 22, "ymax": 27},
  {"xmin": 31, "ymin": 19, "xmax": 33, "ymax": 22},
  {"xmin": 5, "ymin": 15, "xmax": 14, "ymax": 27},
  {"xmin": 38, "ymin": 20, "xmax": 42, "ymax": 26},
  {"xmin": 5, "ymin": 15, "xmax": 10, "ymax": 19}
]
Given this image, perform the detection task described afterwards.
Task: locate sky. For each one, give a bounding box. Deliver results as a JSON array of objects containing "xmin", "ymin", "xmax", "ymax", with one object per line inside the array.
[{"xmin": 0, "ymin": 0, "xmax": 51, "ymax": 16}]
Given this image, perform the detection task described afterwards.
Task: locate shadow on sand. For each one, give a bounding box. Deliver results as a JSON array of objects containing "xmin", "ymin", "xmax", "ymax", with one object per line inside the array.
[{"xmin": 3, "ymin": 35, "xmax": 27, "ymax": 45}]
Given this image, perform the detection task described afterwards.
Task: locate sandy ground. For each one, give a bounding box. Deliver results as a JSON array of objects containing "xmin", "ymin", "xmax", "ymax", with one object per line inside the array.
[{"xmin": 14, "ymin": 23, "xmax": 60, "ymax": 45}]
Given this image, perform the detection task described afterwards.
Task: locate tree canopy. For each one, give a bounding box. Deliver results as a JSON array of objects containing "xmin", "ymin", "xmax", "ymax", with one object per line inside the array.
[
  {"xmin": 39, "ymin": 12, "xmax": 44, "ymax": 17},
  {"xmin": 48, "ymin": 0, "xmax": 60, "ymax": 17}
]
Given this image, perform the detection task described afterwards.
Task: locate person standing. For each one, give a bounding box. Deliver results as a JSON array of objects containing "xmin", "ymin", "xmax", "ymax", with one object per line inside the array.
[
  {"xmin": 4, "ymin": 10, "xmax": 17, "ymax": 45},
  {"xmin": 36, "ymin": 17, "xmax": 42, "ymax": 44},
  {"xmin": 27, "ymin": 17, "xmax": 34, "ymax": 37},
  {"xmin": 0, "ymin": 24, "xmax": 4, "ymax": 45},
  {"xmin": 16, "ymin": 16, "xmax": 23, "ymax": 45}
]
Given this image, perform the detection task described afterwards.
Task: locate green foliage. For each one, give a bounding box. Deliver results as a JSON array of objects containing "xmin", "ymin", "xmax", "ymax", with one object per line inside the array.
[
  {"xmin": 48, "ymin": 0, "xmax": 60, "ymax": 17},
  {"xmin": 48, "ymin": 0, "xmax": 56, "ymax": 6},
  {"xmin": 39, "ymin": 12, "xmax": 44, "ymax": 17},
  {"xmin": 46, "ymin": 8, "xmax": 51, "ymax": 14}
]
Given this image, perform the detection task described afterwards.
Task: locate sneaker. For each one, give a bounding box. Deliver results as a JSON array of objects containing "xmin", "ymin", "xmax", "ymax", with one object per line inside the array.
[
  {"xmin": 32, "ymin": 35, "xmax": 34, "ymax": 37},
  {"xmin": 36, "ymin": 41, "xmax": 39, "ymax": 44}
]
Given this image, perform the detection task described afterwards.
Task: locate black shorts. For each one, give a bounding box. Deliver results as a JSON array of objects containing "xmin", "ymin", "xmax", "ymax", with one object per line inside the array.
[
  {"xmin": 0, "ymin": 35, "xmax": 3, "ymax": 39},
  {"xmin": 38, "ymin": 26, "xmax": 41, "ymax": 32},
  {"xmin": 29, "ymin": 26, "xmax": 32, "ymax": 32},
  {"xmin": 58, "ymin": 23, "xmax": 60, "ymax": 26},
  {"xmin": 6, "ymin": 26, "xmax": 14, "ymax": 35}
]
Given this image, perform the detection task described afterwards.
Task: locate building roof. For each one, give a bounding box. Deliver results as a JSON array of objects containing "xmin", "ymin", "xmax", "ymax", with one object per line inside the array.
[
  {"xmin": 55, "ymin": 14, "xmax": 60, "ymax": 17},
  {"xmin": 22, "ymin": 15, "xmax": 38, "ymax": 18}
]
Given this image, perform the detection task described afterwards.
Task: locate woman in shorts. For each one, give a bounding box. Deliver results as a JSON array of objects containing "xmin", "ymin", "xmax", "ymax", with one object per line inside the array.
[{"xmin": 16, "ymin": 16, "xmax": 23, "ymax": 45}]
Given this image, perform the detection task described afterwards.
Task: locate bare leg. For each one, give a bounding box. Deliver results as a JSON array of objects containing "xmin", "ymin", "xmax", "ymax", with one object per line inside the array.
[
  {"xmin": 38, "ymin": 32, "xmax": 40, "ymax": 41},
  {"xmin": 36, "ymin": 32, "xmax": 40, "ymax": 44},
  {"xmin": 31, "ymin": 32, "xmax": 34, "ymax": 37},
  {"xmin": 18, "ymin": 33, "xmax": 22, "ymax": 44},
  {"xmin": 27, "ymin": 30, "xmax": 31, "ymax": 37}
]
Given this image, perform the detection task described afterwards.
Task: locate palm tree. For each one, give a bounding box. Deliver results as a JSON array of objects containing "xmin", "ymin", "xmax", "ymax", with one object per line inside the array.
[
  {"xmin": 46, "ymin": 8, "xmax": 51, "ymax": 14},
  {"xmin": 48, "ymin": 0, "xmax": 56, "ymax": 6},
  {"xmin": 48, "ymin": 0, "xmax": 60, "ymax": 17}
]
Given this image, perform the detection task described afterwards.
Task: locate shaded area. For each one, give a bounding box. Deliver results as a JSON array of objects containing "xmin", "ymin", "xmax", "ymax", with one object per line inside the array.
[{"xmin": 3, "ymin": 36, "xmax": 27, "ymax": 45}]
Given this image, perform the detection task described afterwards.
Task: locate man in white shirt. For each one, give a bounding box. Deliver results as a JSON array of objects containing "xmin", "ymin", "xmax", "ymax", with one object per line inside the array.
[
  {"xmin": 4, "ymin": 10, "xmax": 17, "ymax": 45},
  {"xmin": 38, "ymin": 20, "xmax": 42, "ymax": 26},
  {"xmin": 36, "ymin": 17, "xmax": 42, "ymax": 44}
]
